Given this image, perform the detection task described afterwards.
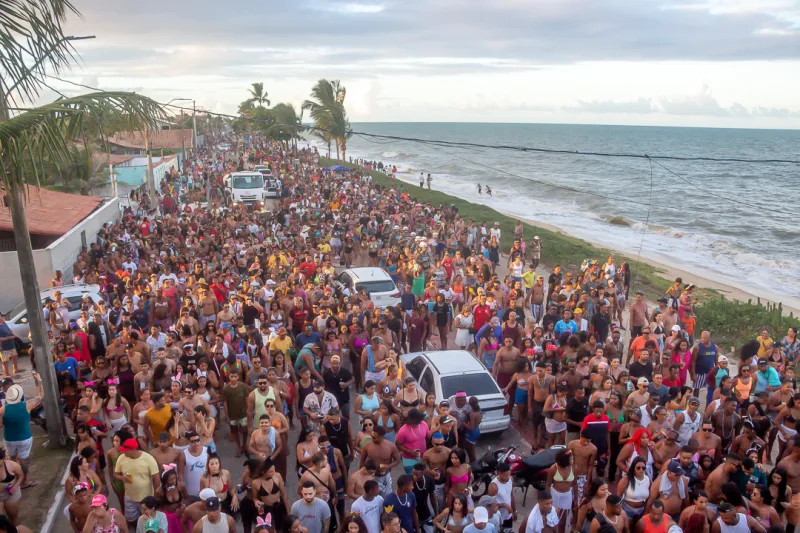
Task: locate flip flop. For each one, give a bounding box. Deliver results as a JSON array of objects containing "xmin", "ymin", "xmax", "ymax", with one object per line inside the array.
[{"xmin": 21, "ymin": 481, "xmax": 39, "ymax": 489}]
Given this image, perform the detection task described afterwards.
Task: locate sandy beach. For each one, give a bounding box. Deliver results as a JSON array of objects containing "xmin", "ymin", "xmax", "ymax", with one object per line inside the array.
[{"xmin": 502, "ymin": 210, "xmax": 800, "ymax": 316}]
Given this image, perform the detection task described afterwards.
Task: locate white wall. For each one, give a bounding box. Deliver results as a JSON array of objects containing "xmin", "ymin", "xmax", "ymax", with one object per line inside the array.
[{"xmin": 0, "ymin": 198, "xmax": 121, "ymax": 312}]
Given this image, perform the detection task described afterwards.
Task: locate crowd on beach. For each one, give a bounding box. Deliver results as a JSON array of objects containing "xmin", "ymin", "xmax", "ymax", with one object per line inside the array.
[{"xmin": 0, "ymin": 135, "xmax": 799, "ymax": 533}]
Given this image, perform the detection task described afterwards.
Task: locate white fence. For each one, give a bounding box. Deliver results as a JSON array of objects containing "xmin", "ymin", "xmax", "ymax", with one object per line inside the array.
[{"xmin": 0, "ymin": 197, "xmax": 121, "ymax": 312}]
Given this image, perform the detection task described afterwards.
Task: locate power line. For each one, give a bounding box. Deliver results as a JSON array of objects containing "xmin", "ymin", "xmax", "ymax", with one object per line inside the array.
[{"xmin": 44, "ymin": 74, "xmax": 800, "ymax": 166}]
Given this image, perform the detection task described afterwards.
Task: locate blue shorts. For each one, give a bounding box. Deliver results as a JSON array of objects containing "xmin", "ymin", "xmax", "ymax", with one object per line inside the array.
[
  {"xmin": 465, "ymin": 428, "xmax": 481, "ymax": 445},
  {"xmin": 515, "ymin": 388, "xmax": 529, "ymax": 405}
]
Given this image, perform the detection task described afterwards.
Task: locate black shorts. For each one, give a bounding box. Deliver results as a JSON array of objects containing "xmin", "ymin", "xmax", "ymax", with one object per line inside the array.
[{"xmin": 532, "ymin": 399, "xmax": 545, "ymax": 425}]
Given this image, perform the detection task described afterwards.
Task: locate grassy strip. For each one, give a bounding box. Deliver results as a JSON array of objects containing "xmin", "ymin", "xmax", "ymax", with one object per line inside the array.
[{"xmin": 321, "ymin": 157, "xmax": 800, "ymax": 343}]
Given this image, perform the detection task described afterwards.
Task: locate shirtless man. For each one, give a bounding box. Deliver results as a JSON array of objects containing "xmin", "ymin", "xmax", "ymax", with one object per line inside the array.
[
  {"xmin": 248, "ymin": 414, "xmax": 282, "ymax": 462},
  {"xmin": 68, "ymin": 484, "xmax": 92, "ymax": 533},
  {"xmin": 180, "ymin": 384, "xmax": 211, "ymax": 426},
  {"xmin": 653, "ymin": 430, "xmax": 681, "ymax": 472},
  {"xmin": 703, "ymin": 453, "xmax": 742, "ymax": 514},
  {"xmin": 561, "ymin": 360, "xmax": 583, "ymax": 399},
  {"xmin": 648, "ymin": 460, "xmax": 689, "ymax": 520},
  {"xmin": 361, "ymin": 336, "xmax": 391, "ymax": 386},
  {"xmin": 181, "ymin": 488, "xmax": 215, "ymax": 532},
  {"xmin": 298, "ymin": 452, "xmax": 337, "ymax": 510},
  {"xmin": 493, "ymin": 337, "xmax": 521, "ymax": 392},
  {"xmin": 528, "ymin": 365, "xmax": 554, "ymax": 449},
  {"xmin": 692, "ymin": 421, "xmax": 723, "ymax": 466},
  {"xmin": 590, "ymin": 494, "xmax": 628, "ymax": 533},
  {"xmin": 105, "ymin": 335, "xmax": 127, "ymax": 363},
  {"xmin": 347, "ymin": 459, "xmax": 377, "ymax": 500},
  {"xmin": 150, "ymin": 432, "xmax": 180, "ymax": 475},
  {"xmin": 197, "ymin": 288, "xmax": 218, "ymax": 330},
  {"xmin": 176, "ymin": 308, "xmax": 199, "ymax": 336},
  {"xmin": 150, "ymin": 288, "xmax": 173, "ymax": 329},
  {"xmin": 423, "ymin": 432, "xmax": 451, "ymax": 509},
  {"xmin": 360, "ymin": 426, "xmax": 400, "ymax": 496},
  {"xmin": 711, "ymin": 397, "xmax": 741, "ymax": 454},
  {"xmin": 730, "ymin": 420, "xmax": 765, "ymax": 458},
  {"xmin": 625, "ymin": 378, "xmax": 650, "ymax": 410},
  {"xmin": 568, "ymin": 429, "xmax": 597, "ymax": 508}
]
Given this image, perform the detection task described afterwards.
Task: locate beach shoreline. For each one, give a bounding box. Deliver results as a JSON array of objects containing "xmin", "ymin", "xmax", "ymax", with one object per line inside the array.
[{"xmin": 494, "ymin": 210, "xmax": 800, "ymax": 316}]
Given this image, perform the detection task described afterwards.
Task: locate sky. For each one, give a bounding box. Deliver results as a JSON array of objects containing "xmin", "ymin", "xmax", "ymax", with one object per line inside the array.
[{"xmin": 33, "ymin": 0, "xmax": 800, "ymax": 128}]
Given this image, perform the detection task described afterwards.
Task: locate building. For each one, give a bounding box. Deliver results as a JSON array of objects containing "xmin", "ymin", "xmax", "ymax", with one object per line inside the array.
[
  {"xmin": 0, "ymin": 187, "xmax": 121, "ymax": 312},
  {"xmin": 107, "ymin": 129, "xmax": 193, "ymax": 156},
  {"xmin": 113, "ymin": 154, "xmax": 180, "ymax": 188}
]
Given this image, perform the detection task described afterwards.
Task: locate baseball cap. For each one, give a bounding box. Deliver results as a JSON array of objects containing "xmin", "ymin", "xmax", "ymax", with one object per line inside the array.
[
  {"xmin": 144, "ymin": 518, "xmax": 161, "ymax": 532},
  {"xmin": 91, "ymin": 494, "xmax": 108, "ymax": 507},
  {"xmin": 473, "ymin": 507, "xmax": 489, "ymax": 524},
  {"xmin": 118, "ymin": 438, "xmax": 139, "ymax": 453},
  {"xmin": 667, "ymin": 460, "xmax": 685, "ymax": 476},
  {"xmin": 671, "ymin": 325, "xmax": 681, "ymax": 332},
  {"xmin": 638, "ymin": 377, "xmax": 649, "ymax": 386},
  {"xmin": 688, "ymin": 396, "xmax": 700, "ymax": 405},
  {"xmin": 478, "ymin": 495, "xmax": 497, "ymax": 507},
  {"xmin": 199, "ymin": 488, "xmax": 216, "ymax": 501},
  {"xmin": 758, "ymin": 358, "xmax": 768, "ymax": 365},
  {"xmin": 205, "ymin": 496, "xmax": 221, "ymax": 511},
  {"xmin": 718, "ymin": 356, "xmax": 728, "ymax": 364}
]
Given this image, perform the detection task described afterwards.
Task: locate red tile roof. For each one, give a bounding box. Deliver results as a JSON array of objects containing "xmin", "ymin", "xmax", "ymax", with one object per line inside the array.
[
  {"xmin": 92, "ymin": 152, "xmax": 135, "ymax": 165},
  {"xmin": 0, "ymin": 187, "xmax": 105, "ymax": 237},
  {"xmin": 108, "ymin": 129, "xmax": 192, "ymax": 150}
]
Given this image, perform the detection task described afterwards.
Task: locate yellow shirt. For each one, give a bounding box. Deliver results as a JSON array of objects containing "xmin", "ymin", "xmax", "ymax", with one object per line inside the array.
[
  {"xmin": 521, "ymin": 270, "xmax": 537, "ymax": 289},
  {"xmin": 145, "ymin": 404, "xmax": 172, "ymax": 441},
  {"xmin": 115, "ymin": 452, "xmax": 159, "ymax": 502},
  {"xmin": 270, "ymin": 336, "xmax": 293, "ymax": 356},
  {"xmin": 318, "ymin": 243, "xmax": 331, "ymax": 253}
]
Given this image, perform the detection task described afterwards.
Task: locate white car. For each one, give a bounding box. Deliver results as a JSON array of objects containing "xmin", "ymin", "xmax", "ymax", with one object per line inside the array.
[
  {"xmin": 401, "ymin": 350, "xmax": 510, "ymax": 434},
  {"xmin": 6, "ymin": 284, "xmax": 103, "ymax": 344},
  {"xmin": 253, "ymin": 165, "xmax": 268, "ymax": 173},
  {"xmin": 334, "ymin": 267, "xmax": 400, "ymax": 309}
]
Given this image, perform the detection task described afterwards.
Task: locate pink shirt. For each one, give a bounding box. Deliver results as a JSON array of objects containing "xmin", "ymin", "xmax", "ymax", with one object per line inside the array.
[{"xmin": 395, "ymin": 422, "xmax": 430, "ymax": 459}]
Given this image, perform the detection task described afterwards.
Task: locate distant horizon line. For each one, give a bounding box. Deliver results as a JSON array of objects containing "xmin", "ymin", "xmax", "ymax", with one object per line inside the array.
[{"xmin": 343, "ymin": 120, "xmax": 800, "ymax": 132}]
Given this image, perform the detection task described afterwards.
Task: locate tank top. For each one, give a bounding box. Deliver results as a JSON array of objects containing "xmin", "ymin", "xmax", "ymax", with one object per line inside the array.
[
  {"xmin": 677, "ymin": 410, "xmax": 702, "ymax": 446},
  {"xmin": 183, "ymin": 447, "xmax": 208, "ymax": 497},
  {"xmin": 641, "ymin": 514, "xmax": 668, "ymax": 533},
  {"xmin": 359, "ymin": 393, "xmax": 379, "ymax": 413},
  {"xmin": 2, "ymin": 403, "xmax": 32, "ymax": 442},
  {"xmin": 491, "ymin": 476, "xmax": 513, "ymax": 521},
  {"xmin": 253, "ymin": 387, "xmax": 276, "ymax": 422},
  {"xmin": 624, "ymin": 475, "xmax": 651, "ymax": 503},
  {"xmin": 201, "ymin": 514, "xmax": 230, "ymax": 533},
  {"xmin": 717, "ymin": 514, "xmax": 750, "ymax": 533},
  {"xmin": 696, "ymin": 343, "xmax": 717, "ymax": 374},
  {"xmin": 91, "ymin": 510, "xmax": 121, "ymax": 533}
]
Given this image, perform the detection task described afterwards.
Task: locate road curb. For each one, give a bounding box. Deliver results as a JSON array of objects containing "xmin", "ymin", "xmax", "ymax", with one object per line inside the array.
[{"xmin": 41, "ymin": 452, "xmax": 75, "ymax": 533}]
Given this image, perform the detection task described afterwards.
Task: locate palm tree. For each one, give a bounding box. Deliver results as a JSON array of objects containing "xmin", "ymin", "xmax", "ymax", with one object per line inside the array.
[
  {"xmin": 245, "ymin": 82, "xmax": 270, "ymax": 108},
  {"xmin": 1, "ymin": 0, "xmax": 164, "ymax": 447},
  {"xmin": 302, "ymin": 79, "xmax": 352, "ymax": 161},
  {"xmin": 265, "ymin": 103, "xmax": 304, "ymax": 148},
  {"xmin": 44, "ymin": 145, "xmax": 109, "ymax": 195}
]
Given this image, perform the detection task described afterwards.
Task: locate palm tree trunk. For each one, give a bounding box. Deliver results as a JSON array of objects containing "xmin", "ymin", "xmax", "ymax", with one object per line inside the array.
[{"xmin": 7, "ymin": 177, "xmax": 68, "ymax": 447}]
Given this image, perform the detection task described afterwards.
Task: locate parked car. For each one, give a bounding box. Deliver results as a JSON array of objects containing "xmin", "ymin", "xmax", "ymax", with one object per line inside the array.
[
  {"xmin": 334, "ymin": 267, "xmax": 401, "ymax": 309},
  {"xmin": 400, "ymin": 350, "xmax": 510, "ymax": 434},
  {"xmin": 5, "ymin": 284, "xmax": 103, "ymax": 345}
]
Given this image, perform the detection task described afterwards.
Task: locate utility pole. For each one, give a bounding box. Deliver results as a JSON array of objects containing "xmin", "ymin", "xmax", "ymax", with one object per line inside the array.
[
  {"xmin": 144, "ymin": 127, "xmax": 157, "ymax": 209},
  {"xmin": 192, "ymin": 100, "xmax": 197, "ymax": 148},
  {"xmin": 0, "ymin": 93, "xmax": 67, "ymax": 448}
]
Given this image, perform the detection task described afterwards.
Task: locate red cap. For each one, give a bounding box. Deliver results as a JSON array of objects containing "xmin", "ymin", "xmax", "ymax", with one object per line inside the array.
[{"xmin": 118, "ymin": 438, "xmax": 139, "ymax": 453}]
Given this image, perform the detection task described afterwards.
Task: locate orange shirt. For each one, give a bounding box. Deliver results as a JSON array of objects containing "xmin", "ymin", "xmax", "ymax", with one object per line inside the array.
[{"xmin": 629, "ymin": 335, "xmax": 647, "ymax": 358}]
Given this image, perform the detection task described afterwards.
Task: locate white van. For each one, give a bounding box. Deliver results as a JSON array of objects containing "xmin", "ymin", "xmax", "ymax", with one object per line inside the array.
[{"xmin": 334, "ymin": 267, "xmax": 401, "ymax": 309}]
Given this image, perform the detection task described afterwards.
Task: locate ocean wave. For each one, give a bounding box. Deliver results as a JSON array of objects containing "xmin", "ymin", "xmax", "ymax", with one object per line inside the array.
[{"xmin": 382, "ymin": 151, "xmax": 416, "ymax": 158}]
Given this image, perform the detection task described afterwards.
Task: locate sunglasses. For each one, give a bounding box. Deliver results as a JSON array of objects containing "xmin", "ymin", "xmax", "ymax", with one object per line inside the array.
[
  {"xmin": 258, "ymin": 382, "xmax": 268, "ymax": 385},
  {"xmin": 189, "ymin": 439, "xmax": 201, "ymax": 444},
  {"xmin": 635, "ymin": 466, "xmax": 645, "ymax": 471},
  {"xmin": 703, "ymin": 428, "xmax": 713, "ymax": 432}
]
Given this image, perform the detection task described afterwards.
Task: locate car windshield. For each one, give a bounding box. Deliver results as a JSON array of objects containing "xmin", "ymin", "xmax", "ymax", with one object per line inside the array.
[
  {"xmin": 355, "ymin": 280, "xmax": 396, "ymax": 294},
  {"xmin": 6, "ymin": 299, "xmax": 30, "ymax": 319},
  {"xmin": 441, "ymin": 373, "xmax": 500, "ymax": 398},
  {"xmin": 266, "ymin": 180, "xmax": 280, "ymax": 188},
  {"xmin": 232, "ymin": 175, "xmax": 264, "ymax": 189}
]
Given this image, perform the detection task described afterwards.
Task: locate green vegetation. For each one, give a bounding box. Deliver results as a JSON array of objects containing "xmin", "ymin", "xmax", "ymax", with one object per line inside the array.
[{"xmin": 319, "ymin": 157, "xmax": 800, "ymax": 345}]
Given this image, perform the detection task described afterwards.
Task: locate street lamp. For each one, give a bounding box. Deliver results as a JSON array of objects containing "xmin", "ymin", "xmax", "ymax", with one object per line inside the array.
[{"xmin": 7, "ymin": 35, "xmax": 96, "ymax": 93}]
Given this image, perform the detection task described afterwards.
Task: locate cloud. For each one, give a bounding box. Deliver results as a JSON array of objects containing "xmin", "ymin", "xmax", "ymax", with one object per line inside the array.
[
  {"xmin": 568, "ymin": 98, "xmax": 657, "ymax": 114},
  {"xmin": 659, "ymin": 85, "xmax": 741, "ymax": 116},
  {"xmin": 339, "ymin": 3, "xmax": 386, "ymax": 13}
]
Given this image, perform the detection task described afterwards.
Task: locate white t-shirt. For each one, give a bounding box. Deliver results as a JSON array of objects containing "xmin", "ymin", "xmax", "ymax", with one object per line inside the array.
[
  {"xmin": 122, "ymin": 261, "xmax": 138, "ymax": 272},
  {"xmin": 351, "ymin": 495, "xmax": 384, "ymax": 533}
]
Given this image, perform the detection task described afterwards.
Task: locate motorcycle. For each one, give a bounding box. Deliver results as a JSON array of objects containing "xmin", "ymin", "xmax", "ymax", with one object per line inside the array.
[{"xmin": 471, "ymin": 445, "xmax": 566, "ymax": 505}]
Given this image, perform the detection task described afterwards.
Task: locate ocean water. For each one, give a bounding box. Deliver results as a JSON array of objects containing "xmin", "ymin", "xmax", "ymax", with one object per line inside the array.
[{"xmin": 306, "ymin": 122, "xmax": 800, "ymax": 307}]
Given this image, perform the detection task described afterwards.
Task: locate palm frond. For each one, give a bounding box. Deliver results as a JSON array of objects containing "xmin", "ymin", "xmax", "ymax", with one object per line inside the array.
[
  {"xmin": 0, "ymin": 0, "xmax": 80, "ymax": 104},
  {"xmin": 0, "ymin": 91, "xmax": 164, "ymax": 193}
]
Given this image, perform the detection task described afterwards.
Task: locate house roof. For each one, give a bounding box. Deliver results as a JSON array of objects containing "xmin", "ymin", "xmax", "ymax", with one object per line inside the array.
[
  {"xmin": 0, "ymin": 187, "xmax": 105, "ymax": 237},
  {"xmin": 108, "ymin": 129, "xmax": 192, "ymax": 150},
  {"xmin": 92, "ymin": 152, "xmax": 135, "ymax": 166}
]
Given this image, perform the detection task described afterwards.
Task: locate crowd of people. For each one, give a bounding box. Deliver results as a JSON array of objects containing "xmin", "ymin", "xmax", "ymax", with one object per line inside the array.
[{"xmin": 0, "ymin": 136, "xmax": 799, "ymax": 533}]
